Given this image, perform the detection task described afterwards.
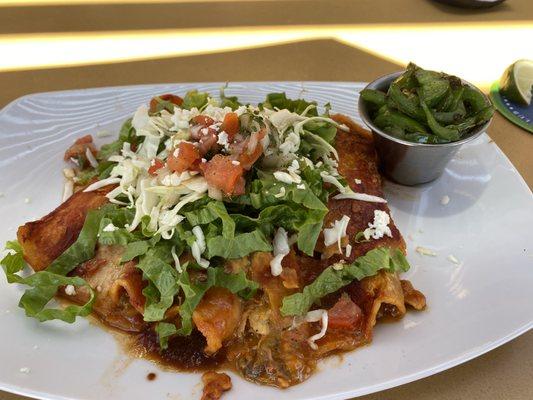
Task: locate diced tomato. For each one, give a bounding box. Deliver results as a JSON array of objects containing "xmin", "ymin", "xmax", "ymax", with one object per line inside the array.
[
  {"xmin": 167, "ymin": 142, "xmax": 201, "ymax": 173},
  {"xmin": 192, "ymin": 115, "xmax": 215, "ymax": 127},
  {"xmin": 220, "ymin": 112, "xmax": 240, "ymax": 140},
  {"xmin": 232, "ymin": 176, "xmax": 246, "ymax": 196},
  {"xmin": 148, "ymin": 158, "xmax": 165, "ymax": 175},
  {"xmin": 149, "ymin": 94, "xmax": 183, "ymax": 113},
  {"xmin": 327, "ymin": 295, "xmax": 362, "ymax": 330},
  {"xmin": 64, "ymin": 134, "xmax": 97, "ymax": 161},
  {"xmin": 202, "ymin": 155, "xmax": 244, "ymax": 195},
  {"xmin": 237, "ymin": 129, "xmax": 266, "ymax": 170}
]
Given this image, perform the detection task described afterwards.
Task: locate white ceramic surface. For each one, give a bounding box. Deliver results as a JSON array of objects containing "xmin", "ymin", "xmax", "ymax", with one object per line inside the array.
[{"xmin": 0, "ymin": 82, "xmax": 532, "ymax": 400}]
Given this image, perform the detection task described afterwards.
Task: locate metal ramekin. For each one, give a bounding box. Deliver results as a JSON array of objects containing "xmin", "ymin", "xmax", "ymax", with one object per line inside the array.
[{"xmin": 358, "ymin": 71, "xmax": 493, "ymax": 186}]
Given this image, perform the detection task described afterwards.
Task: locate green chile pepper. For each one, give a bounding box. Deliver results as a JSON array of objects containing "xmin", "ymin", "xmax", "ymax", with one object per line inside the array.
[
  {"xmin": 447, "ymin": 106, "xmax": 494, "ymax": 134},
  {"xmin": 462, "ymin": 86, "xmax": 489, "ymax": 112},
  {"xmin": 434, "ymin": 101, "xmax": 466, "ymax": 125},
  {"xmin": 387, "ymin": 83, "xmax": 426, "ymax": 121},
  {"xmin": 360, "ymin": 89, "xmax": 386, "ymax": 108},
  {"xmin": 375, "ymin": 106, "xmax": 428, "ymax": 134},
  {"xmin": 421, "ymin": 102, "xmax": 460, "ymax": 141},
  {"xmin": 418, "ymin": 78, "xmax": 450, "ymax": 108}
]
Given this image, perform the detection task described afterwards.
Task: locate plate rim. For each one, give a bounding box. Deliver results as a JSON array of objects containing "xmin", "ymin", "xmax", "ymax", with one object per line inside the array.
[{"xmin": 0, "ymin": 81, "xmax": 532, "ymax": 400}]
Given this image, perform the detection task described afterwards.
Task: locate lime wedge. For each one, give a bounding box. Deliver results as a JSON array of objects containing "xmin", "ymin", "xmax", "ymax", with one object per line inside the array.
[{"xmin": 499, "ymin": 60, "xmax": 533, "ymax": 106}]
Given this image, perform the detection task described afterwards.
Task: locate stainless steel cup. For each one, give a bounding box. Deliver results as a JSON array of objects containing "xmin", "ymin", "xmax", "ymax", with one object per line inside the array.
[{"xmin": 358, "ymin": 71, "xmax": 493, "ymax": 186}]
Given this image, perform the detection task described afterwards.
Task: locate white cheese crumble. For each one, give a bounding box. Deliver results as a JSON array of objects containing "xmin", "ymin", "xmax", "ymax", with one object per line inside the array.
[
  {"xmin": 354, "ymin": 178, "xmax": 362, "ymax": 184},
  {"xmin": 217, "ymin": 131, "xmax": 229, "ymax": 147},
  {"xmin": 279, "ymin": 131, "xmax": 301, "ymax": 155},
  {"xmin": 19, "ymin": 367, "xmax": 30, "ymax": 374},
  {"xmin": 231, "ymin": 160, "xmax": 240, "ymax": 166},
  {"xmin": 441, "ymin": 195, "xmax": 450, "ymax": 205},
  {"xmin": 305, "ymin": 309, "xmax": 328, "ymax": 350},
  {"xmin": 64, "ymin": 284, "xmax": 76, "ymax": 296},
  {"xmin": 296, "ymin": 184, "xmax": 305, "ymax": 190},
  {"xmin": 323, "ymin": 215, "xmax": 350, "ymax": 252},
  {"xmin": 416, "ymin": 246, "xmax": 437, "ymax": 257},
  {"xmin": 102, "ymin": 223, "xmax": 118, "ymax": 232},
  {"xmin": 175, "ymin": 107, "xmax": 200, "ymax": 131},
  {"xmin": 270, "ymin": 227, "xmax": 290, "ymax": 276},
  {"xmin": 363, "ymin": 210, "xmax": 392, "ymax": 240}
]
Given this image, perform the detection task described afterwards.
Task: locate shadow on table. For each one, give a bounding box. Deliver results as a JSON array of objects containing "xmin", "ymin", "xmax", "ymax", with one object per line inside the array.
[
  {"xmin": 0, "ymin": 0, "xmax": 528, "ymax": 34},
  {"xmin": 0, "ymin": 39, "xmax": 402, "ymax": 107}
]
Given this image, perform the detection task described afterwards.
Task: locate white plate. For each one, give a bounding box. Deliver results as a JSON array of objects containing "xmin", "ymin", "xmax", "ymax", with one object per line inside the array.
[{"xmin": 0, "ymin": 82, "xmax": 532, "ymax": 400}]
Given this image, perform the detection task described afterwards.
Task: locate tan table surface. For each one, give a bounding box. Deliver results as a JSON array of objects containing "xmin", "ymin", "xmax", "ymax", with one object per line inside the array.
[{"xmin": 0, "ymin": 1, "xmax": 532, "ymax": 399}]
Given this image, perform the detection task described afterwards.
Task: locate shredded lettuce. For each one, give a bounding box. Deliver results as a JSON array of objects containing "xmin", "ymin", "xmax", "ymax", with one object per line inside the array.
[
  {"xmin": 0, "ymin": 206, "xmax": 108, "ymax": 321},
  {"xmin": 97, "ymin": 118, "xmax": 138, "ymax": 161},
  {"xmin": 183, "ymin": 201, "xmax": 235, "ymax": 239},
  {"xmin": 137, "ymin": 254, "xmax": 179, "ymax": 322},
  {"xmin": 206, "ymin": 230, "xmax": 272, "ymax": 259},
  {"xmin": 155, "ymin": 321, "xmax": 178, "ymax": 349},
  {"xmin": 219, "ymin": 86, "xmax": 242, "ymax": 110},
  {"xmin": 280, "ymin": 247, "xmax": 411, "ymax": 317},
  {"xmin": 181, "ymin": 90, "xmax": 209, "ymax": 110},
  {"xmin": 121, "ymin": 240, "xmax": 150, "ymax": 262},
  {"xmin": 261, "ymin": 92, "xmax": 318, "ymax": 116}
]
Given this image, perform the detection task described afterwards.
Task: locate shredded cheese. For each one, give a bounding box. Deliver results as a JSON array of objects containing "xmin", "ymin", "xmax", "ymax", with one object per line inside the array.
[
  {"xmin": 333, "ymin": 191, "xmax": 387, "ymax": 203},
  {"xmin": 323, "ymin": 215, "xmax": 350, "ymax": 252},
  {"xmin": 447, "ymin": 254, "xmax": 461, "ymax": 264},
  {"xmin": 191, "ymin": 226, "xmax": 209, "ymax": 268},
  {"xmin": 270, "ymin": 227, "xmax": 290, "ymax": 276},
  {"xmin": 85, "ymin": 148, "xmax": 99, "ymax": 168},
  {"xmin": 416, "ymin": 246, "xmax": 437, "ymax": 257},
  {"xmin": 84, "ymin": 177, "xmax": 121, "ymax": 192},
  {"xmin": 62, "ymin": 181, "xmax": 74, "ymax": 202},
  {"xmin": 345, "ymin": 244, "xmax": 352, "ymax": 258},
  {"xmin": 305, "ymin": 309, "xmax": 328, "ymax": 350},
  {"xmin": 171, "ymin": 245, "xmax": 182, "ymax": 273},
  {"xmin": 274, "ymin": 171, "xmax": 301, "ymax": 185},
  {"xmin": 274, "ymin": 186, "xmax": 286, "ymax": 198}
]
